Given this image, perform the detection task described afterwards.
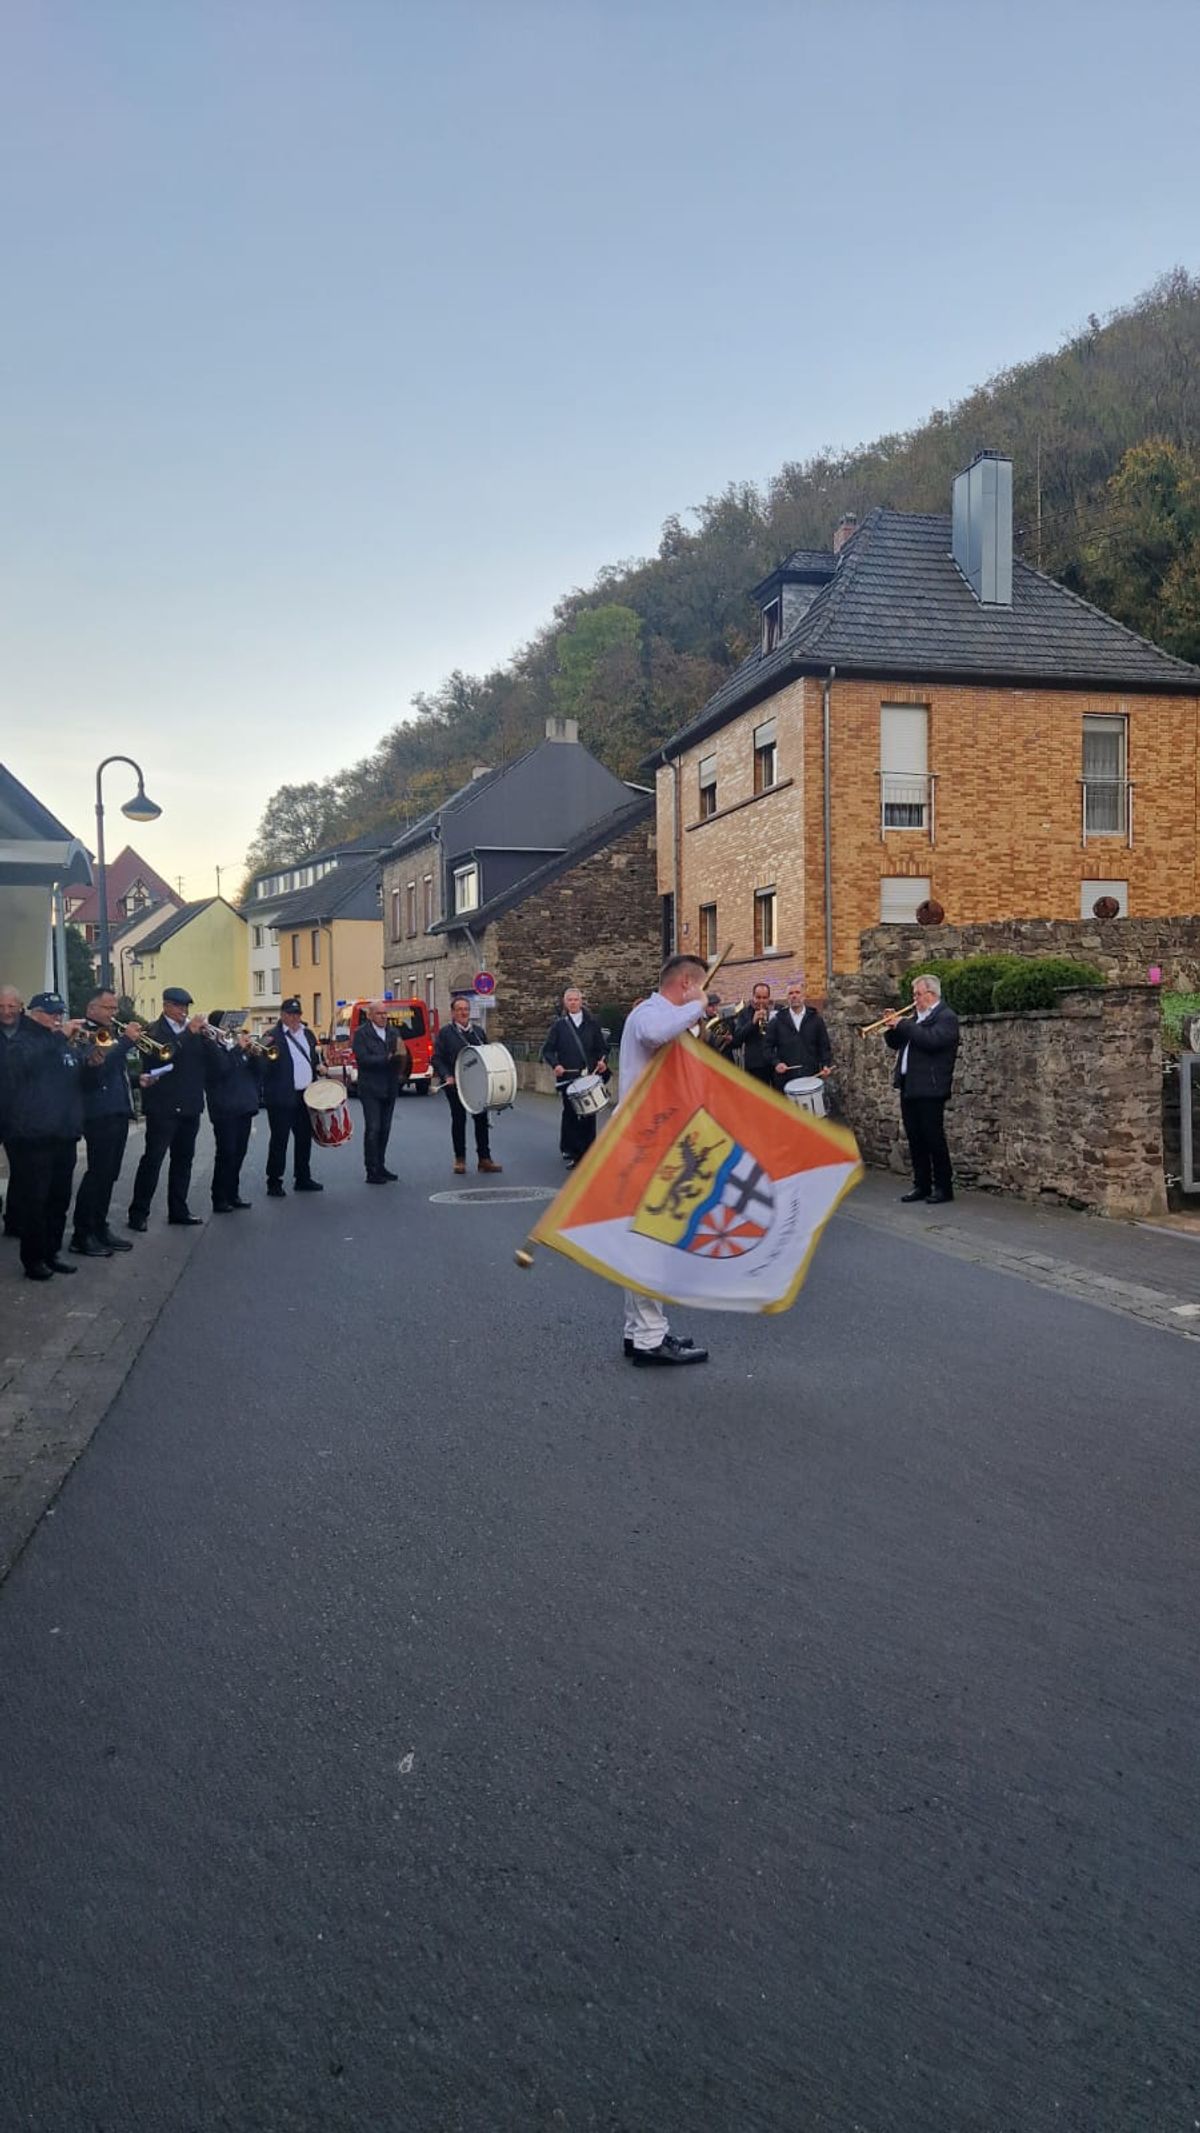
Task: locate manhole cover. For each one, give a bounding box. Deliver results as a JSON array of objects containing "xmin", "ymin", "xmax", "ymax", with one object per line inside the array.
[{"xmin": 429, "ymin": 1186, "xmax": 556, "ymax": 1206}]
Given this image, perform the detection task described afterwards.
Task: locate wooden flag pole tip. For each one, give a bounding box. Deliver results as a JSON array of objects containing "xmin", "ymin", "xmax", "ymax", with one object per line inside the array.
[{"xmin": 514, "ymin": 1243, "xmax": 536, "ymax": 1269}]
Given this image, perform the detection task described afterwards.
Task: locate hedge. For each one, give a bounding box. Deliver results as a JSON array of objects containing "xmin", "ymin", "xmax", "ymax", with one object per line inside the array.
[
  {"xmin": 897, "ymin": 953, "xmax": 1106, "ymax": 1016},
  {"xmin": 989, "ymin": 957, "xmax": 1106, "ymax": 1012}
]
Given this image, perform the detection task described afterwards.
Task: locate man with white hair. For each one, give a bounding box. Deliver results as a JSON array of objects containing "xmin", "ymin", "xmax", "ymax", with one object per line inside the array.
[{"xmin": 882, "ymin": 973, "xmax": 960, "ymax": 1205}]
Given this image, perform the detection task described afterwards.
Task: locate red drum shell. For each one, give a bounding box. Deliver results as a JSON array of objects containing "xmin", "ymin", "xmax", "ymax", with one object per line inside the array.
[{"xmin": 304, "ymin": 1077, "xmax": 353, "ymax": 1147}]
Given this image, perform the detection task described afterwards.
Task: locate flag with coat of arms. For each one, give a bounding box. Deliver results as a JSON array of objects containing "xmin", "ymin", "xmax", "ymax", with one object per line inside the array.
[{"xmin": 528, "ymin": 1033, "xmax": 862, "ymax": 1313}]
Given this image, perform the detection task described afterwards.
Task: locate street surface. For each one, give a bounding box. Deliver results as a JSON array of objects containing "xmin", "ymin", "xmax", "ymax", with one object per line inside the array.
[{"xmin": 1, "ymin": 1094, "xmax": 1197, "ymax": 2132}]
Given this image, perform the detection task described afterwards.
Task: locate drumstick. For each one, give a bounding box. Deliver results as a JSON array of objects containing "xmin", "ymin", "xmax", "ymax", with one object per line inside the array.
[{"xmin": 702, "ymin": 941, "xmax": 734, "ymax": 993}]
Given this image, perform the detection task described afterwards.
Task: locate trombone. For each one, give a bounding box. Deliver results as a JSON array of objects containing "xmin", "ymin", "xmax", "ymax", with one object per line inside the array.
[{"xmin": 859, "ymin": 1002, "xmax": 918, "ymax": 1039}]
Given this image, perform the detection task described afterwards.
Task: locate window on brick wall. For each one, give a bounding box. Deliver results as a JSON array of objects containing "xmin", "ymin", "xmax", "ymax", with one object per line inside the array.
[
  {"xmin": 880, "ymin": 876, "xmax": 930, "ymax": 923},
  {"xmin": 423, "ymin": 874, "xmax": 434, "ymax": 928},
  {"xmin": 1080, "ymin": 878, "xmax": 1128, "ymax": 917},
  {"xmin": 406, "ymin": 882, "xmax": 417, "ymax": 935},
  {"xmin": 698, "ymin": 754, "xmax": 717, "ymax": 820},
  {"xmin": 1082, "ymin": 714, "xmax": 1129, "ymax": 838},
  {"xmin": 390, "ymin": 888, "xmax": 401, "ymax": 940},
  {"xmin": 753, "ymin": 887, "xmax": 777, "ymax": 955},
  {"xmin": 699, "ymin": 903, "xmax": 717, "ymax": 961},
  {"xmin": 425, "ymin": 972, "xmax": 436, "ymax": 1011},
  {"xmin": 881, "ymin": 705, "xmax": 930, "ymax": 830},
  {"xmin": 753, "ymin": 718, "xmax": 778, "ymax": 795}
]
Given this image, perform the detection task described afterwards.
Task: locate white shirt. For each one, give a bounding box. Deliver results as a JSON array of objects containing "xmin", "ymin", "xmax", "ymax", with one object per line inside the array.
[
  {"xmin": 284, "ymin": 1025, "xmax": 314, "ymax": 1091},
  {"xmin": 163, "ymin": 1013, "xmax": 186, "ymax": 1036},
  {"xmin": 568, "ymin": 1010, "xmax": 583, "ymax": 1027},
  {"xmin": 788, "ymin": 1006, "xmax": 806, "ymax": 1030},
  {"xmin": 370, "ymin": 1022, "xmax": 387, "ymax": 1042},
  {"xmin": 618, "ymin": 991, "xmax": 704, "ymax": 1102},
  {"xmin": 900, "ymin": 1003, "xmax": 935, "ymax": 1078}
]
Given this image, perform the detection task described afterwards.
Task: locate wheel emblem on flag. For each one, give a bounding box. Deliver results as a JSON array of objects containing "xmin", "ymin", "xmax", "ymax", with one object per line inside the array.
[{"xmin": 631, "ymin": 1107, "xmax": 775, "ymax": 1259}]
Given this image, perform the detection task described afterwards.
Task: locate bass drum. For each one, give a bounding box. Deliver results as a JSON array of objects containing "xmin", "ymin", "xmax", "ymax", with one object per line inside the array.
[
  {"xmin": 303, "ymin": 1076, "xmax": 354, "ymax": 1146},
  {"xmin": 455, "ymin": 1043, "xmax": 518, "ymax": 1116}
]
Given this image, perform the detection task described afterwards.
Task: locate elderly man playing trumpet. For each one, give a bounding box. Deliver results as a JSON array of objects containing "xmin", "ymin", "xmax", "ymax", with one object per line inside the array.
[{"xmin": 881, "ymin": 973, "xmax": 960, "ymax": 1205}]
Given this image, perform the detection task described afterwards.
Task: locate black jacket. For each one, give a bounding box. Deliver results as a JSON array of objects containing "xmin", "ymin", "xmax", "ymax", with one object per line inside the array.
[
  {"xmin": 732, "ymin": 1005, "xmax": 775, "ymax": 1081},
  {"xmin": 81, "ymin": 1035, "xmax": 136, "ymax": 1122},
  {"xmin": 764, "ymin": 1005, "xmax": 832, "ymax": 1080},
  {"xmin": 541, "ymin": 1011, "xmax": 607, "ymax": 1083},
  {"xmin": 884, "ymin": 1001, "xmax": 960, "ymax": 1098},
  {"xmin": 139, "ymin": 1016, "xmax": 209, "ymax": 1121},
  {"xmin": 206, "ymin": 1043, "xmax": 264, "ymax": 1122},
  {"xmin": 261, "ymin": 1021, "xmax": 321, "ymax": 1108},
  {"xmin": 2, "ymin": 1021, "xmax": 84, "ymax": 1141},
  {"xmin": 351, "ymin": 1019, "xmax": 410, "ymax": 1100},
  {"xmin": 432, "ymin": 1020, "xmax": 486, "ymax": 1084}
]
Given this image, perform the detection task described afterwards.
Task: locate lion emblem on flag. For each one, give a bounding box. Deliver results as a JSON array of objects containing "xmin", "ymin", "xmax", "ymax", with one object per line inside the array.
[{"xmin": 631, "ymin": 1106, "xmax": 775, "ymax": 1259}]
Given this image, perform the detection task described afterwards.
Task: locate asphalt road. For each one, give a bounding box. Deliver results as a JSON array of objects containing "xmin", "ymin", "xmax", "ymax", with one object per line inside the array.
[{"xmin": 1, "ymin": 1093, "xmax": 1197, "ymax": 2133}]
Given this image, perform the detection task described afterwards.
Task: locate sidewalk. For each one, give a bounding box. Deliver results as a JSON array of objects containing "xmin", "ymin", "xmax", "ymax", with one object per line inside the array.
[{"xmin": 0, "ymin": 1126, "xmax": 216, "ymax": 1580}]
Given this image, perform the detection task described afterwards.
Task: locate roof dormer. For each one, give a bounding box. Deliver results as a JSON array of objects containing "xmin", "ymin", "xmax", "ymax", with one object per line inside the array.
[{"xmin": 750, "ymin": 548, "xmax": 836, "ymax": 655}]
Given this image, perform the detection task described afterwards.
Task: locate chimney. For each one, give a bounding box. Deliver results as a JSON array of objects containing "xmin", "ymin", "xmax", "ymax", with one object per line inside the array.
[
  {"xmin": 951, "ymin": 451, "xmax": 1013, "ymax": 607},
  {"xmin": 545, "ymin": 716, "xmax": 579, "ymax": 743},
  {"xmin": 833, "ymin": 513, "xmax": 858, "ymax": 557}
]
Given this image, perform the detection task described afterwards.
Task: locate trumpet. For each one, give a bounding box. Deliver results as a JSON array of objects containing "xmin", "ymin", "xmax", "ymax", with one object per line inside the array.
[
  {"xmin": 858, "ymin": 1002, "xmax": 918, "ymax": 1039},
  {"xmin": 127, "ymin": 1028, "xmax": 175, "ymax": 1062}
]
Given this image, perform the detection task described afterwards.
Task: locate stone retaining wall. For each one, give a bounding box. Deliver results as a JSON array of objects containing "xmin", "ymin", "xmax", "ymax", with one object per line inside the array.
[
  {"xmin": 825, "ymin": 982, "xmax": 1166, "ymax": 1219},
  {"xmin": 856, "ymin": 915, "xmax": 1200, "ymax": 991}
]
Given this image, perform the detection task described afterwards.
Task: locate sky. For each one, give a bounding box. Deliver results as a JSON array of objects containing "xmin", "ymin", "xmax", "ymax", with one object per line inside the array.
[{"xmin": 2, "ymin": 0, "xmax": 1198, "ymax": 897}]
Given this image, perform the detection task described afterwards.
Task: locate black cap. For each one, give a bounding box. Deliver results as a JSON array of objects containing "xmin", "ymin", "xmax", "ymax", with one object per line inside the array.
[
  {"xmin": 163, "ymin": 987, "xmax": 193, "ymax": 1007},
  {"xmin": 28, "ymin": 991, "xmax": 66, "ymax": 1015},
  {"xmin": 281, "ymin": 997, "xmax": 303, "ymax": 1014}
]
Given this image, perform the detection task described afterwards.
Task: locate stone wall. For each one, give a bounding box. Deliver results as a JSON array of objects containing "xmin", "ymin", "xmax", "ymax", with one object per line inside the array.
[
  {"xmin": 825, "ymin": 981, "xmax": 1166, "ymax": 1219},
  {"xmin": 490, "ymin": 822, "xmax": 661, "ymax": 1044},
  {"xmin": 856, "ymin": 915, "xmax": 1200, "ymax": 992}
]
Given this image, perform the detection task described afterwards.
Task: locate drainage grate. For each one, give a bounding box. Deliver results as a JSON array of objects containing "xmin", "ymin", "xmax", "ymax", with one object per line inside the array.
[{"xmin": 429, "ymin": 1186, "xmax": 556, "ymax": 1206}]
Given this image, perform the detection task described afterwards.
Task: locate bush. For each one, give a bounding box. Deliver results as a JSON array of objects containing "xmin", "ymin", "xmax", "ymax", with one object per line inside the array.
[
  {"xmin": 1161, "ymin": 989, "xmax": 1200, "ymax": 1054},
  {"xmin": 989, "ymin": 957, "xmax": 1106, "ymax": 1012},
  {"xmin": 899, "ymin": 954, "xmax": 1023, "ymax": 1015}
]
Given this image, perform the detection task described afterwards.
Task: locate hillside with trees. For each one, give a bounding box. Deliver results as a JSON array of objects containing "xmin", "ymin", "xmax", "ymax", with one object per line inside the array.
[{"xmin": 245, "ymin": 269, "xmax": 1200, "ymax": 877}]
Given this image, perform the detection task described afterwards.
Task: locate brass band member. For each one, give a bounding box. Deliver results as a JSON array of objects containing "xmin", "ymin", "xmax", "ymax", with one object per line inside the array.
[
  {"xmin": 261, "ymin": 997, "xmax": 324, "ymax": 1198},
  {"xmin": 732, "ymin": 982, "xmax": 775, "ymax": 1084},
  {"xmin": 882, "ymin": 974, "xmax": 960, "ymax": 1205},
  {"xmin": 70, "ymin": 989, "xmax": 140, "ymax": 1256},
  {"xmin": 128, "ymin": 986, "xmax": 210, "ymax": 1230},
  {"xmin": 205, "ymin": 1015, "xmax": 263, "ymax": 1212},
  {"xmin": 3, "ymin": 992, "xmax": 85, "ymax": 1281},
  {"xmin": 351, "ymin": 1000, "xmax": 410, "ymax": 1184},
  {"xmin": 0, "ymin": 985, "xmax": 28, "ymax": 1238},
  {"xmin": 541, "ymin": 986, "xmax": 608, "ymax": 1167},
  {"xmin": 431, "ymin": 998, "xmax": 503, "ymax": 1176},
  {"xmin": 765, "ymin": 976, "xmax": 832, "ymax": 1088}
]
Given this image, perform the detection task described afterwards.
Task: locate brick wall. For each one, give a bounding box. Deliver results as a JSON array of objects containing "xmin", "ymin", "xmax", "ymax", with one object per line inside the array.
[
  {"xmin": 489, "ymin": 823, "xmax": 661, "ymax": 1043},
  {"xmin": 825, "ymin": 981, "xmax": 1166, "ymax": 1219},
  {"xmin": 659, "ymin": 673, "xmax": 1200, "ymax": 993}
]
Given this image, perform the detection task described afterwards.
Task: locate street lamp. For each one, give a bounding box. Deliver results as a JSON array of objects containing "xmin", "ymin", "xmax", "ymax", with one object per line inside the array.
[{"xmin": 95, "ymin": 755, "xmax": 162, "ymax": 990}]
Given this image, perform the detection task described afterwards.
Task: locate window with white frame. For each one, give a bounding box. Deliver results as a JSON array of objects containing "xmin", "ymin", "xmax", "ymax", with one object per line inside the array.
[
  {"xmin": 881, "ymin": 706, "xmax": 930, "ymax": 830},
  {"xmin": 425, "ymin": 972, "xmax": 436, "ymax": 1011},
  {"xmin": 310, "ymin": 929, "xmax": 321, "ymax": 965},
  {"xmin": 1080, "ymin": 878, "xmax": 1128, "ymax": 918},
  {"xmin": 753, "ymin": 718, "xmax": 778, "ymax": 795},
  {"xmin": 880, "ymin": 876, "xmax": 931, "ymax": 923},
  {"xmin": 390, "ymin": 887, "xmax": 401, "ymax": 940},
  {"xmin": 453, "ymin": 862, "xmax": 479, "ymax": 914},
  {"xmin": 408, "ymin": 971, "xmax": 418, "ymax": 996},
  {"xmin": 405, "ymin": 882, "xmax": 417, "ymax": 935},
  {"xmin": 761, "ymin": 600, "xmax": 782, "ymax": 655},
  {"xmin": 699, "ymin": 902, "xmax": 717, "ymax": 960},
  {"xmin": 252, "ymin": 925, "xmax": 263, "ymax": 950},
  {"xmin": 698, "ymin": 754, "xmax": 717, "ymax": 820},
  {"xmin": 252, "ymin": 969, "xmax": 265, "ymax": 996},
  {"xmin": 270, "ymin": 965, "xmax": 281, "ymax": 991},
  {"xmin": 753, "ymin": 887, "xmax": 777, "ymax": 955},
  {"xmin": 1082, "ymin": 715, "xmax": 1128, "ymax": 837},
  {"xmin": 423, "ymin": 874, "xmax": 434, "ymax": 929},
  {"xmin": 290, "ymin": 934, "xmax": 301, "ymax": 968}
]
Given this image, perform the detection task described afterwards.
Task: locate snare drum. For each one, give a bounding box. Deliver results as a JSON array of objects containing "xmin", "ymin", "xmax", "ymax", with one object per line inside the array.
[
  {"xmin": 564, "ymin": 1073, "xmax": 611, "ymax": 1119},
  {"xmin": 304, "ymin": 1076, "xmax": 354, "ymax": 1146},
  {"xmin": 455, "ymin": 1043, "xmax": 518, "ymax": 1116},
  {"xmin": 783, "ymin": 1074, "xmax": 828, "ymax": 1118}
]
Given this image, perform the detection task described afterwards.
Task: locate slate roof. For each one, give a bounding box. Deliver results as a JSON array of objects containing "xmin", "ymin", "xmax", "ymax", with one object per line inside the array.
[
  {"xmin": 129, "ymin": 897, "xmax": 238, "ymax": 956},
  {"xmin": 656, "ymin": 509, "xmax": 1200, "ymax": 762},
  {"xmin": 430, "ymin": 793, "xmax": 653, "ymax": 933},
  {"xmin": 243, "ymin": 831, "xmax": 389, "ymax": 894},
  {"xmin": 265, "ymin": 855, "xmax": 381, "ymax": 927},
  {"xmin": 381, "ymin": 765, "xmax": 511, "ymax": 863},
  {"xmin": 110, "ymin": 896, "xmax": 175, "ymax": 945}
]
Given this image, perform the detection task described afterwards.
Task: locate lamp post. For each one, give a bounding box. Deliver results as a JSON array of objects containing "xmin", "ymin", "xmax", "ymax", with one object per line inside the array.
[{"xmin": 95, "ymin": 756, "xmax": 162, "ymax": 991}]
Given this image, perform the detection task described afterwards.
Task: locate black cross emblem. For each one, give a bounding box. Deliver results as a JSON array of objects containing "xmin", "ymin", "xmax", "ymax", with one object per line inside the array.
[{"xmin": 724, "ymin": 1161, "xmax": 773, "ymax": 1218}]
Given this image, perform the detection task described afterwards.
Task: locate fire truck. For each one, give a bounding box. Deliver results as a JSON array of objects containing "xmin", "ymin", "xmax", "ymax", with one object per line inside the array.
[{"xmin": 323, "ymin": 997, "xmax": 438, "ymax": 1094}]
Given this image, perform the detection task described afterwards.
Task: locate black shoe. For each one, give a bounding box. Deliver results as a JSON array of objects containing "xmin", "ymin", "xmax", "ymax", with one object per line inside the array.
[
  {"xmin": 624, "ymin": 1335, "xmax": 695, "ymax": 1357},
  {"xmin": 631, "ymin": 1335, "xmax": 708, "ymax": 1367},
  {"xmin": 294, "ymin": 1179, "xmax": 323, "ymax": 1192},
  {"xmin": 899, "ymin": 1189, "xmax": 929, "ymax": 1203},
  {"xmin": 47, "ymin": 1257, "xmax": 78, "ymax": 1275},
  {"xmin": 267, "ymin": 1182, "xmax": 286, "ymax": 1198},
  {"xmin": 98, "ymin": 1229, "xmax": 133, "ymax": 1252},
  {"xmin": 365, "ymin": 1174, "xmax": 387, "ymax": 1185},
  {"xmin": 128, "ymin": 1213, "xmax": 148, "ymax": 1232},
  {"xmin": 211, "ymin": 1202, "xmax": 236, "ymax": 1214},
  {"xmin": 927, "ymin": 1189, "xmax": 955, "ymax": 1205},
  {"xmin": 231, "ymin": 1199, "xmax": 252, "ymax": 1210},
  {"xmin": 23, "ymin": 1261, "xmax": 54, "ymax": 1282},
  {"xmin": 562, "ymin": 1156, "xmax": 576, "ymax": 1168},
  {"xmin": 69, "ymin": 1236, "xmax": 112, "ymax": 1257},
  {"xmin": 169, "ymin": 1215, "xmax": 204, "ymax": 1226},
  {"xmin": 380, "ymin": 1169, "xmax": 398, "ymax": 1182}
]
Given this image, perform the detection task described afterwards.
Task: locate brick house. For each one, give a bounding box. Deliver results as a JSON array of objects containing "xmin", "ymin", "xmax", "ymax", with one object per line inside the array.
[
  {"xmin": 380, "ymin": 722, "xmax": 659, "ymax": 1038},
  {"xmin": 652, "ymin": 452, "xmax": 1200, "ymax": 994},
  {"xmin": 64, "ymin": 845, "xmax": 179, "ymax": 947}
]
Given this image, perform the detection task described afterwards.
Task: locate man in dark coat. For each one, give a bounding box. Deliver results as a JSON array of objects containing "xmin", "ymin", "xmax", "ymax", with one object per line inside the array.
[
  {"xmin": 764, "ymin": 977, "xmax": 833, "ymax": 1089},
  {"xmin": 883, "ymin": 973, "xmax": 961, "ymax": 1205},
  {"xmin": 70, "ymin": 988, "xmax": 140, "ymax": 1256},
  {"xmin": 431, "ymin": 998, "xmax": 502, "ymax": 1176},
  {"xmin": 4, "ymin": 992, "xmax": 85, "ymax": 1281},
  {"xmin": 260, "ymin": 996, "xmax": 324, "ymax": 1197},
  {"xmin": 732, "ymin": 982, "xmax": 776, "ymax": 1085},
  {"xmin": 127, "ymin": 986, "xmax": 210, "ymax": 1230},
  {"xmin": 351, "ymin": 1001, "xmax": 410, "ymax": 1183},
  {"xmin": 0, "ymin": 985, "xmax": 30, "ymax": 1237},
  {"xmin": 205, "ymin": 1018, "xmax": 264, "ymax": 1212},
  {"xmin": 541, "ymin": 986, "xmax": 609, "ymax": 1166}
]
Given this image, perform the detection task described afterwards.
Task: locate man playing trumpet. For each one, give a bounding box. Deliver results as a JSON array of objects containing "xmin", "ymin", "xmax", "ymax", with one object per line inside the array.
[{"xmin": 881, "ymin": 973, "xmax": 960, "ymax": 1206}]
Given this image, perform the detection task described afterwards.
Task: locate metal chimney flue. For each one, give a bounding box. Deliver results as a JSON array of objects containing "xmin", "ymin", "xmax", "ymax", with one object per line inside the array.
[{"xmin": 951, "ymin": 451, "xmax": 1013, "ymax": 608}]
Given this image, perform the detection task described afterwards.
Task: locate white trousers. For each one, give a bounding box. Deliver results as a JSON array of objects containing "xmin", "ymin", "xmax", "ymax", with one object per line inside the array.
[{"xmin": 623, "ymin": 1288, "xmax": 669, "ymax": 1352}]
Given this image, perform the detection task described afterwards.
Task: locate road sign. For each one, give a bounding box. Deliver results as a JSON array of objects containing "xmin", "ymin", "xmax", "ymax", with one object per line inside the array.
[{"xmin": 474, "ymin": 972, "xmax": 496, "ymax": 996}]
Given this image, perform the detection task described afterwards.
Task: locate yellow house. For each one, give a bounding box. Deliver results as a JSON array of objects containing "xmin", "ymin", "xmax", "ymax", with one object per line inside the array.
[
  {"xmin": 264, "ymin": 857, "xmax": 383, "ymax": 1034},
  {"xmin": 128, "ymin": 897, "xmax": 249, "ymax": 1022}
]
